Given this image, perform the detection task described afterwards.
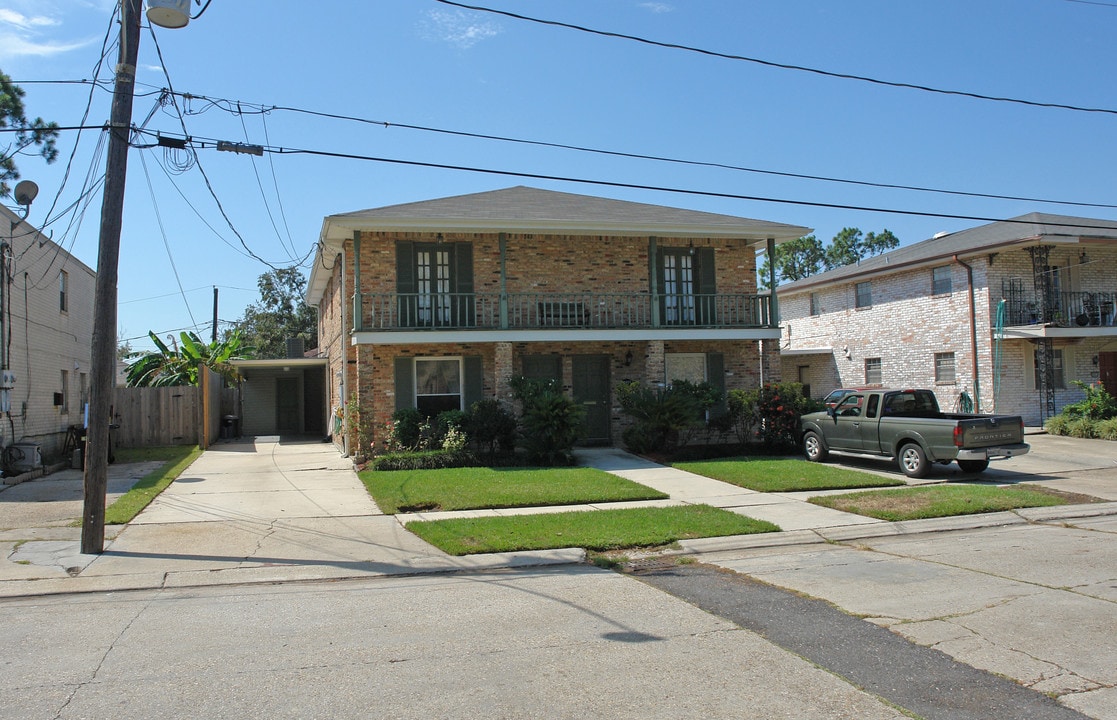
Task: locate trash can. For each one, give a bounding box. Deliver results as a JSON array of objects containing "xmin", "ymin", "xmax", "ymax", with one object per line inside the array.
[{"xmin": 221, "ymin": 415, "xmax": 240, "ymax": 439}]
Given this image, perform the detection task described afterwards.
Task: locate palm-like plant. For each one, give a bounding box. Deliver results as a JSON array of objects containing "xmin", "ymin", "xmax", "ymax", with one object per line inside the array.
[{"xmin": 125, "ymin": 330, "xmax": 249, "ymax": 387}]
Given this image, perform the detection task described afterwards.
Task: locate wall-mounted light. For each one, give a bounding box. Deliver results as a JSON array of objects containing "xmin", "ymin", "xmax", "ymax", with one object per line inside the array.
[
  {"xmin": 436, "ymin": 233, "xmax": 444, "ymax": 244},
  {"xmin": 688, "ymin": 239, "xmax": 695, "ymax": 256},
  {"xmin": 1093, "ymin": 355, "xmax": 1100, "ymax": 366},
  {"xmin": 624, "ymin": 350, "xmax": 633, "ymax": 367},
  {"xmin": 1080, "ymin": 251, "xmax": 1089, "ymax": 265}
]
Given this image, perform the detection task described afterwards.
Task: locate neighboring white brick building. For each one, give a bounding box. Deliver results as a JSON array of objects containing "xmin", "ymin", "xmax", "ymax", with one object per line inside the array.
[
  {"xmin": 777, "ymin": 213, "xmax": 1117, "ymax": 426},
  {"xmin": 1, "ymin": 204, "xmax": 95, "ymax": 469}
]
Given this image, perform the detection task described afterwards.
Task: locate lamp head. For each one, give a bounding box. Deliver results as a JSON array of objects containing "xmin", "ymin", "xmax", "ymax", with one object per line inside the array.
[
  {"xmin": 146, "ymin": 0, "xmax": 191, "ymax": 28},
  {"xmin": 14, "ymin": 180, "xmax": 38, "ymax": 208}
]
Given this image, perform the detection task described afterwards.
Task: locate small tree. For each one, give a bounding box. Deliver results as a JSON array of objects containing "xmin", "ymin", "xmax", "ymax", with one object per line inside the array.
[{"xmin": 616, "ymin": 379, "xmax": 722, "ymax": 453}]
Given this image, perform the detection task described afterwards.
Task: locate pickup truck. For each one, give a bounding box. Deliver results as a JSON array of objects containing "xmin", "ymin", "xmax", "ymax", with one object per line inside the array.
[{"xmin": 800, "ymin": 388, "xmax": 1030, "ymax": 478}]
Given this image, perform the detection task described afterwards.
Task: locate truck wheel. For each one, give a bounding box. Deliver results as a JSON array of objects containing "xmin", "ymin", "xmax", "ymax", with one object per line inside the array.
[
  {"xmin": 957, "ymin": 459, "xmax": 989, "ymax": 474},
  {"xmin": 803, "ymin": 431, "xmax": 829, "ymax": 463},
  {"xmin": 898, "ymin": 442, "xmax": 929, "ymax": 478}
]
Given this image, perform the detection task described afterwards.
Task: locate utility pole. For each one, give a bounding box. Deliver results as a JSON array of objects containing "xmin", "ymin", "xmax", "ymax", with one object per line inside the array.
[
  {"xmin": 82, "ymin": 0, "xmax": 188, "ymax": 554},
  {"xmin": 212, "ymin": 286, "xmax": 219, "ymax": 343},
  {"xmin": 81, "ymin": 0, "xmax": 141, "ymax": 555}
]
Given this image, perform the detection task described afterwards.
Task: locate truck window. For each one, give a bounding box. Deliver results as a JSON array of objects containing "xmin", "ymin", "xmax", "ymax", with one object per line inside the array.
[
  {"xmin": 865, "ymin": 394, "xmax": 880, "ymax": 418},
  {"xmin": 837, "ymin": 394, "xmax": 863, "ymax": 417}
]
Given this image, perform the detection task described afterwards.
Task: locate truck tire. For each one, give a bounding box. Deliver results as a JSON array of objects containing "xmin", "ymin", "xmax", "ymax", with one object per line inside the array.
[
  {"xmin": 957, "ymin": 459, "xmax": 989, "ymax": 474},
  {"xmin": 898, "ymin": 442, "xmax": 929, "ymax": 478},
  {"xmin": 803, "ymin": 431, "xmax": 829, "ymax": 463}
]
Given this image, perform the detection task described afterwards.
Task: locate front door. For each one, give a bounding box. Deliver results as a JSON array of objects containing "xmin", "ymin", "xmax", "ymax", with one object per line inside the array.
[
  {"xmin": 276, "ymin": 377, "xmax": 300, "ymax": 435},
  {"xmin": 1100, "ymin": 352, "xmax": 1117, "ymax": 399},
  {"xmin": 572, "ymin": 355, "xmax": 610, "ymax": 444}
]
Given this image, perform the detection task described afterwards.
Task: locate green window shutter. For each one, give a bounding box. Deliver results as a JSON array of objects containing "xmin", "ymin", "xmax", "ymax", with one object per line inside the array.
[
  {"xmin": 453, "ymin": 243, "xmax": 475, "ymax": 326},
  {"xmin": 697, "ymin": 247, "xmax": 717, "ymax": 325},
  {"xmin": 706, "ymin": 352, "xmax": 727, "ymax": 418},
  {"xmin": 396, "ymin": 242, "xmax": 416, "ymax": 326},
  {"xmin": 463, "ymin": 355, "xmax": 484, "ymax": 408},
  {"xmin": 394, "ymin": 357, "xmax": 414, "ymax": 411}
]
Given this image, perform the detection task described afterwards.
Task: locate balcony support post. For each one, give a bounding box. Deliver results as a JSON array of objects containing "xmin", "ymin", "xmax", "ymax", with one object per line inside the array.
[
  {"xmin": 648, "ymin": 236, "xmax": 660, "ymax": 328},
  {"xmin": 766, "ymin": 237, "xmax": 778, "ymax": 327}
]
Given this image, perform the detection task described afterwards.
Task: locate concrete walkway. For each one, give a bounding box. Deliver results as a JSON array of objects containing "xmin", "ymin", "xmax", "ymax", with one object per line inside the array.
[{"xmin": 3, "ymin": 437, "xmax": 1117, "ymax": 599}]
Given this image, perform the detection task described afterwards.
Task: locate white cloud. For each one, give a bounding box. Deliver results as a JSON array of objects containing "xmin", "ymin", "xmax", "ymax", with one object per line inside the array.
[
  {"xmin": 422, "ymin": 9, "xmax": 501, "ymax": 49},
  {"xmin": 0, "ymin": 9, "xmax": 59, "ymax": 30},
  {"xmin": 0, "ymin": 31, "xmax": 88, "ymax": 60},
  {"xmin": 638, "ymin": 2, "xmax": 673, "ymax": 13}
]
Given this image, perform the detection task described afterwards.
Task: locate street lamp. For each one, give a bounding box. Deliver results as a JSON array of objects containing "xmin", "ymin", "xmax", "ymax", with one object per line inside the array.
[{"xmin": 81, "ymin": 1, "xmax": 188, "ymax": 555}]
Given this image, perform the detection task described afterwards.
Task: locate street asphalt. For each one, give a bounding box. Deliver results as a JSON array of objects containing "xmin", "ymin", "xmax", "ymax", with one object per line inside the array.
[{"xmin": 0, "ymin": 432, "xmax": 1114, "ymax": 718}]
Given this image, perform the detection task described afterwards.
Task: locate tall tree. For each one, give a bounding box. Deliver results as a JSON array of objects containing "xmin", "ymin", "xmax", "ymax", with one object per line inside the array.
[
  {"xmin": 759, "ymin": 235, "xmax": 825, "ymax": 290},
  {"xmin": 0, "ymin": 70, "xmax": 59, "ymax": 197},
  {"xmin": 236, "ymin": 268, "xmax": 318, "ymax": 359},
  {"xmin": 125, "ymin": 330, "xmax": 248, "ymax": 387},
  {"xmin": 823, "ymin": 227, "xmax": 866, "ymax": 270}
]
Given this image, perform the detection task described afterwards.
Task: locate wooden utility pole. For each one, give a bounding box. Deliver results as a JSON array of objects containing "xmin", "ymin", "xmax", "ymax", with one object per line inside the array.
[
  {"xmin": 212, "ymin": 286, "xmax": 219, "ymax": 343},
  {"xmin": 81, "ymin": 0, "xmax": 142, "ymax": 554}
]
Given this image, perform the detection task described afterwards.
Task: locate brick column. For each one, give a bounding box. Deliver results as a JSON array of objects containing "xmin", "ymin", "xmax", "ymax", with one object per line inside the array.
[
  {"xmin": 646, "ymin": 340, "xmax": 665, "ymax": 386},
  {"xmin": 761, "ymin": 339, "xmax": 782, "ymax": 385},
  {"xmin": 494, "ymin": 342, "xmax": 514, "ymax": 401}
]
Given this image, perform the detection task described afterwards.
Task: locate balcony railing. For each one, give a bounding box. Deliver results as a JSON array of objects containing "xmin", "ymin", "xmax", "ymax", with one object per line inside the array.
[
  {"xmin": 355, "ymin": 292, "xmax": 772, "ymax": 331},
  {"xmin": 1003, "ymin": 285, "xmax": 1117, "ymax": 327}
]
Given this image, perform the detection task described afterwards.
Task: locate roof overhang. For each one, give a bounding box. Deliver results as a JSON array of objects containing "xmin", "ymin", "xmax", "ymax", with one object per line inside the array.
[
  {"xmin": 779, "ymin": 347, "xmax": 835, "ymax": 356},
  {"xmin": 232, "ymin": 358, "xmax": 328, "ymax": 371}
]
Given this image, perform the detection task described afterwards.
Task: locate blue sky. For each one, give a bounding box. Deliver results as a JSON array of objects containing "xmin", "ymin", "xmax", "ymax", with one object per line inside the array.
[{"xmin": 2, "ymin": 0, "xmax": 1115, "ymax": 352}]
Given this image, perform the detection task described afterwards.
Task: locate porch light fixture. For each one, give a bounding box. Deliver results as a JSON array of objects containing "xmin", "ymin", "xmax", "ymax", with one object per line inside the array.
[
  {"xmin": 624, "ymin": 350, "xmax": 633, "ymax": 366},
  {"xmin": 688, "ymin": 239, "xmax": 695, "ymax": 256},
  {"xmin": 1080, "ymin": 251, "xmax": 1089, "ymax": 265}
]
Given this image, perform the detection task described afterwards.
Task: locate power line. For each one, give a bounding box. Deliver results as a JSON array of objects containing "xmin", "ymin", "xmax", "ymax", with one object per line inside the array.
[
  {"xmin": 436, "ymin": 0, "xmax": 1117, "ymax": 117},
  {"xmin": 131, "ymin": 127, "xmax": 1117, "ymax": 232},
  {"xmin": 163, "ymin": 89, "xmax": 1117, "ymax": 211}
]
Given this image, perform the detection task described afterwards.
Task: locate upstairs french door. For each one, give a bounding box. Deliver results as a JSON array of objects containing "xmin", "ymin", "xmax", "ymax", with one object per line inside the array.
[
  {"xmin": 661, "ymin": 249, "xmax": 695, "ymax": 325},
  {"xmin": 416, "ymin": 247, "xmax": 452, "ymax": 325}
]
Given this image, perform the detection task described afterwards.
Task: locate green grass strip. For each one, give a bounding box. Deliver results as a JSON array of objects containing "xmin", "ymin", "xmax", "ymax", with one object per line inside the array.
[
  {"xmin": 359, "ymin": 465, "xmax": 668, "ymax": 514},
  {"xmin": 103, "ymin": 446, "xmax": 202, "ymax": 525},
  {"xmin": 809, "ymin": 484, "xmax": 1071, "ymax": 522},
  {"xmin": 674, "ymin": 457, "xmax": 903, "ymax": 492},
  {"xmin": 405, "ymin": 504, "xmax": 779, "ymax": 555}
]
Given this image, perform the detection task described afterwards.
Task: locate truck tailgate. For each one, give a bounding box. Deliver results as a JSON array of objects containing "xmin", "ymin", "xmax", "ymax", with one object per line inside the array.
[{"xmin": 957, "ymin": 416, "xmax": 1025, "ymax": 448}]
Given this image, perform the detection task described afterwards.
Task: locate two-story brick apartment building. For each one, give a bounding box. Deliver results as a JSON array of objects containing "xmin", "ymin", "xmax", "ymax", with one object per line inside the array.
[
  {"xmin": 306, "ymin": 186, "xmax": 810, "ymax": 453},
  {"xmin": 778, "ymin": 213, "xmax": 1117, "ymax": 426},
  {"xmin": 1, "ymin": 203, "xmax": 95, "ymax": 470}
]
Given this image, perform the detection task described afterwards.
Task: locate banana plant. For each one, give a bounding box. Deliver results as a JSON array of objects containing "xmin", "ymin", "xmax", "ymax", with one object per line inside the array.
[{"xmin": 125, "ymin": 330, "xmax": 250, "ymax": 387}]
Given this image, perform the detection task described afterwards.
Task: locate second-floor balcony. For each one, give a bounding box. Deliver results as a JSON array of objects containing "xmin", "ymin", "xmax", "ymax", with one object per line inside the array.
[
  {"xmin": 1003, "ymin": 285, "xmax": 1117, "ymax": 328},
  {"xmin": 353, "ymin": 291, "xmax": 773, "ymax": 333}
]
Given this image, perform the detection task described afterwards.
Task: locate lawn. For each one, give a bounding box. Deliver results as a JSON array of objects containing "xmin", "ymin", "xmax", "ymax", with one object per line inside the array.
[
  {"xmin": 359, "ymin": 465, "xmax": 669, "ymax": 514},
  {"xmin": 673, "ymin": 457, "xmax": 903, "ymax": 492},
  {"xmin": 104, "ymin": 445, "xmax": 202, "ymax": 525},
  {"xmin": 809, "ymin": 484, "xmax": 1096, "ymax": 522},
  {"xmin": 405, "ymin": 504, "xmax": 779, "ymax": 555}
]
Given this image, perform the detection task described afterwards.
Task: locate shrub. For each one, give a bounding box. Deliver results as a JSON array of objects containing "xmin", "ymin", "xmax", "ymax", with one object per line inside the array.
[
  {"xmin": 1095, "ymin": 417, "xmax": 1117, "ymax": 441},
  {"xmin": 616, "ymin": 379, "xmax": 722, "ymax": 453},
  {"xmin": 1066, "ymin": 417, "xmax": 1097, "ymax": 439},
  {"xmin": 510, "ymin": 376, "xmax": 584, "ymax": 465},
  {"xmin": 1061, "ymin": 381, "xmax": 1117, "ymax": 421},
  {"xmin": 1044, "ymin": 414, "xmax": 1071, "ymax": 436},
  {"xmin": 754, "ymin": 382, "xmax": 811, "ymax": 451},
  {"xmin": 464, "ymin": 399, "xmax": 517, "ymax": 458},
  {"xmin": 390, "ymin": 408, "xmax": 426, "ymax": 450},
  {"xmin": 369, "ymin": 449, "xmax": 479, "ymax": 471}
]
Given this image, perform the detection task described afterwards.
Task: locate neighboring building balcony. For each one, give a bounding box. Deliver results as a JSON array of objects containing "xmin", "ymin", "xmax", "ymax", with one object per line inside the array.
[
  {"xmin": 351, "ymin": 291, "xmax": 775, "ymax": 341},
  {"xmin": 1002, "ymin": 287, "xmax": 1117, "ymax": 333}
]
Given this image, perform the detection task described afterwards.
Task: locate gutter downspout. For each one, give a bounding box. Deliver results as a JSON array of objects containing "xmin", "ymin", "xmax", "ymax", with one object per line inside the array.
[
  {"xmin": 954, "ymin": 255, "xmax": 980, "ymax": 412},
  {"xmin": 338, "ymin": 250, "xmax": 349, "ymax": 456}
]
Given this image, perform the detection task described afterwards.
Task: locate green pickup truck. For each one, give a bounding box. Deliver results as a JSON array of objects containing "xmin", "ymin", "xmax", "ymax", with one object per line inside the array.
[{"xmin": 800, "ymin": 388, "xmax": 1030, "ymax": 478}]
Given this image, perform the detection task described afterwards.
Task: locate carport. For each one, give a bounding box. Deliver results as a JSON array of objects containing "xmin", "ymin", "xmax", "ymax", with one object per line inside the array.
[{"xmin": 231, "ymin": 358, "xmax": 329, "ymax": 438}]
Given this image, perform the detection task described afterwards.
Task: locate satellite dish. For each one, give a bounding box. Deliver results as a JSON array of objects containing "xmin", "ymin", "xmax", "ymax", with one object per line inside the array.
[
  {"xmin": 14, "ymin": 180, "xmax": 38, "ymax": 207},
  {"xmin": 147, "ymin": 0, "xmax": 190, "ymax": 28}
]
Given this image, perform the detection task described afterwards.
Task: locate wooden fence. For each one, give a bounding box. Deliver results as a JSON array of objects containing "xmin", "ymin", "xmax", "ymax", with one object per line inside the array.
[{"xmin": 112, "ymin": 369, "xmax": 228, "ymax": 449}]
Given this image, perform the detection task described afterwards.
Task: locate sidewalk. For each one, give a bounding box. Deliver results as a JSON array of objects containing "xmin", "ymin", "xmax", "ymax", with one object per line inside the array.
[{"xmin": 2, "ymin": 439, "xmax": 1116, "ymax": 598}]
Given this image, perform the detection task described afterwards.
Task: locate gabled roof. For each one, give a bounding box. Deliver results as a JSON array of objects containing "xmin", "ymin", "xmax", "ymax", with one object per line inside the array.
[
  {"xmin": 308, "ymin": 186, "xmax": 812, "ymax": 304},
  {"xmin": 778, "ymin": 212, "xmax": 1117, "ymax": 294}
]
